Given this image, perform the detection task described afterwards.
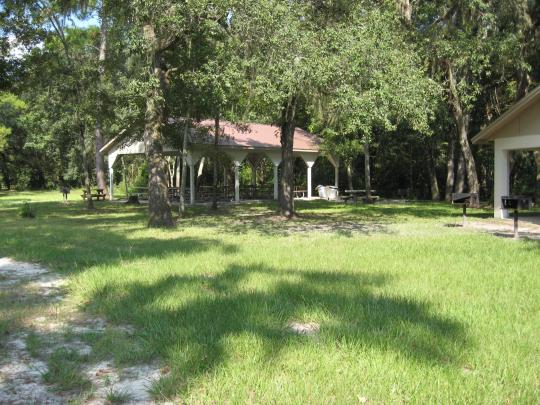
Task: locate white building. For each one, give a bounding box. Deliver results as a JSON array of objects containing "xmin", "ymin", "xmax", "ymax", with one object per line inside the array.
[{"xmin": 473, "ymin": 86, "xmax": 540, "ymax": 218}]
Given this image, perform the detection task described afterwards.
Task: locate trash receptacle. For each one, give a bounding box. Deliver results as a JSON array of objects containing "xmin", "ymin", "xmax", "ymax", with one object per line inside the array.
[
  {"xmin": 316, "ymin": 185, "xmax": 326, "ymax": 199},
  {"xmin": 326, "ymin": 186, "xmax": 339, "ymax": 201}
]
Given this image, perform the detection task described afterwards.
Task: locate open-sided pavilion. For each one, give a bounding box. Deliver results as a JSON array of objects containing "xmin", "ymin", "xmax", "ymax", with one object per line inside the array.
[
  {"xmin": 473, "ymin": 86, "xmax": 540, "ymax": 218},
  {"xmin": 101, "ymin": 121, "xmax": 340, "ymax": 203}
]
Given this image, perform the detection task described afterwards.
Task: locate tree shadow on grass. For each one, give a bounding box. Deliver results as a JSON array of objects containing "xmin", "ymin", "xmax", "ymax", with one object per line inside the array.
[
  {"xmin": 0, "ymin": 201, "xmax": 238, "ymax": 274},
  {"xmin": 183, "ymin": 200, "xmax": 494, "ymax": 237},
  {"xmin": 83, "ymin": 263, "xmax": 469, "ymax": 398}
]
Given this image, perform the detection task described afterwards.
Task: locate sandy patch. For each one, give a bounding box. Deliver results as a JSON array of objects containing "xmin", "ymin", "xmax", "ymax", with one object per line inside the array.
[
  {"xmin": 465, "ymin": 218, "xmax": 540, "ymax": 240},
  {"xmin": 0, "ymin": 258, "xmax": 166, "ymax": 404},
  {"xmin": 288, "ymin": 321, "xmax": 320, "ymax": 336}
]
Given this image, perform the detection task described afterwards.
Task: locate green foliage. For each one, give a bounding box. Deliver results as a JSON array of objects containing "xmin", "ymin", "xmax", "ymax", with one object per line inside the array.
[
  {"xmin": 105, "ymin": 388, "xmax": 132, "ymax": 404},
  {"xmin": 19, "ymin": 201, "xmax": 36, "ymax": 218},
  {"xmin": 0, "ymin": 92, "xmax": 26, "ymax": 151},
  {"xmin": 42, "ymin": 348, "xmax": 91, "ymax": 393}
]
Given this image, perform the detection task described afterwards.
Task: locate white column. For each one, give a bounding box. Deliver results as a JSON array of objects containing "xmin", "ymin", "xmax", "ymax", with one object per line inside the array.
[
  {"xmin": 273, "ymin": 164, "xmax": 279, "ymax": 200},
  {"xmin": 234, "ymin": 161, "xmax": 241, "ymax": 202},
  {"xmin": 494, "ymin": 143, "xmax": 510, "ymax": 219},
  {"xmin": 109, "ymin": 167, "xmax": 114, "ymax": 200},
  {"xmin": 189, "ymin": 163, "xmax": 195, "ymax": 204},
  {"xmin": 306, "ymin": 162, "xmax": 315, "ymax": 198}
]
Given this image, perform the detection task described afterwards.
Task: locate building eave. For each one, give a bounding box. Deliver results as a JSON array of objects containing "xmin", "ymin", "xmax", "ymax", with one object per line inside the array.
[{"xmin": 472, "ymin": 85, "xmax": 540, "ymax": 144}]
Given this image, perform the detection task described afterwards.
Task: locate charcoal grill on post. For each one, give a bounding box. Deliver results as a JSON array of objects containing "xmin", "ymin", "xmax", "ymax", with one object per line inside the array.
[
  {"xmin": 501, "ymin": 196, "xmax": 533, "ymax": 239},
  {"xmin": 451, "ymin": 193, "xmax": 478, "ymax": 225}
]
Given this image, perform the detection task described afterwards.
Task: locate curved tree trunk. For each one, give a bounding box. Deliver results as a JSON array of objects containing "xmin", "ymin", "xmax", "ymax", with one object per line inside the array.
[
  {"xmin": 445, "ymin": 136, "xmax": 455, "ymax": 201},
  {"xmin": 447, "ymin": 63, "xmax": 480, "ymax": 207},
  {"xmin": 455, "ymin": 151, "xmax": 466, "ymax": 193},
  {"xmin": 279, "ymin": 96, "xmax": 297, "ymax": 218}
]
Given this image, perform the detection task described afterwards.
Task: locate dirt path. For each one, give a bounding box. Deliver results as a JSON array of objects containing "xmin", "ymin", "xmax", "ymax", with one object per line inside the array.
[
  {"xmin": 0, "ymin": 258, "xmax": 167, "ymax": 404},
  {"xmin": 465, "ymin": 217, "xmax": 540, "ymax": 240}
]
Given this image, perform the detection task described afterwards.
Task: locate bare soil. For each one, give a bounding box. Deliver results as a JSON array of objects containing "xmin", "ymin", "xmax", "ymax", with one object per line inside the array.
[{"xmin": 0, "ymin": 258, "xmax": 167, "ymax": 404}]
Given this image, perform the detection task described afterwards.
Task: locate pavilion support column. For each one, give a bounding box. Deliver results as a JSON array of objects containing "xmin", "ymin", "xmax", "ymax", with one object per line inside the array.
[
  {"xmin": 223, "ymin": 151, "xmax": 247, "ymax": 203},
  {"xmin": 305, "ymin": 161, "xmax": 315, "ymax": 198},
  {"xmin": 273, "ymin": 164, "xmax": 279, "ymax": 200},
  {"xmin": 266, "ymin": 152, "xmax": 282, "ymax": 201},
  {"xmin": 234, "ymin": 161, "xmax": 241, "ymax": 202},
  {"xmin": 299, "ymin": 153, "xmax": 318, "ymax": 199},
  {"xmin": 189, "ymin": 163, "xmax": 196, "ymax": 205},
  {"xmin": 494, "ymin": 142, "xmax": 510, "ymax": 219}
]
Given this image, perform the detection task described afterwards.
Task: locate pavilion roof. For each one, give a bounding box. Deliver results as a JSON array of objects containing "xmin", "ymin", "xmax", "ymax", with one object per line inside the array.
[
  {"xmin": 100, "ymin": 121, "xmax": 321, "ymax": 154},
  {"xmin": 472, "ymin": 85, "xmax": 540, "ymax": 144},
  {"xmin": 193, "ymin": 120, "xmax": 321, "ymax": 152}
]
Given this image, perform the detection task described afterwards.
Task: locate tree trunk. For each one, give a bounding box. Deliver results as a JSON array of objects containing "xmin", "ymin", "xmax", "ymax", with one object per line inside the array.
[
  {"xmin": 447, "ymin": 62, "xmax": 480, "ymax": 206},
  {"xmin": 79, "ymin": 125, "xmax": 94, "ymax": 210},
  {"xmin": 445, "ymin": 137, "xmax": 455, "ymax": 201},
  {"xmin": 517, "ymin": 70, "xmax": 531, "ymax": 100},
  {"xmin": 397, "ymin": 0, "xmax": 412, "ymax": 23},
  {"xmin": 212, "ymin": 113, "xmax": 220, "ymax": 210},
  {"xmin": 95, "ymin": 13, "xmax": 108, "ymax": 194},
  {"xmin": 279, "ymin": 96, "xmax": 297, "ymax": 218},
  {"xmin": 456, "ymin": 115, "xmax": 479, "ymax": 205},
  {"xmin": 143, "ymin": 25, "xmax": 174, "ymax": 227},
  {"xmin": 179, "ymin": 117, "xmax": 190, "ymax": 217},
  {"xmin": 364, "ymin": 138, "xmax": 371, "ymax": 200},
  {"xmin": 455, "ymin": 151, "xmax": 466, "ymax": 193},
  {"xmin": 426, "ymin": 144, "xmax": 440, "ymax": 201},
  {"xmin": 121, "ymin": 156, "xmax": 129, "ymax": 198},
  {"xmin": 346, "ymin": 162, "xmax": 354, "ymax": 190},
  {"xmin": 173, "ymin": 156, "xmax": 179, "ymax": 188}
]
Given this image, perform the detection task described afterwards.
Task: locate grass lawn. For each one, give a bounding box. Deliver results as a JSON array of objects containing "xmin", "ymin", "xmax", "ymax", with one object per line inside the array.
[{"xmin": 1, "ymin": 190, "xmax": 539, "ymax": 403}]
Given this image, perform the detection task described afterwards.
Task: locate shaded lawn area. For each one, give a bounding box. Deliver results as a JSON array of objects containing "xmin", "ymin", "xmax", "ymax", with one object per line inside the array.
[{"xmin": 1, "ymin": 190, "xmax": 539, "ymax": 403}]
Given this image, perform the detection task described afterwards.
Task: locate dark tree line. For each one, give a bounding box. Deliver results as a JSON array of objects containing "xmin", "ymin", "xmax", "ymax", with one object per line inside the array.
[{"xmin": 1, "ymin": 0, "xmax": 539, "ymax": 226}]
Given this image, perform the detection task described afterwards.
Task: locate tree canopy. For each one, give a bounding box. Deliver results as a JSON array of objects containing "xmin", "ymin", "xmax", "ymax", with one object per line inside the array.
[{"xmin": 1, "ymin": 0, "xmax": 539, "ymax": 222}]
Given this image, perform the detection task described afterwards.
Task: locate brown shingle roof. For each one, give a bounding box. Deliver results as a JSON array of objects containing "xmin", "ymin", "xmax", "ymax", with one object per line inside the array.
[{"xmin": 195, "ymin": 120, "xmax": 321, "ymax": 151}]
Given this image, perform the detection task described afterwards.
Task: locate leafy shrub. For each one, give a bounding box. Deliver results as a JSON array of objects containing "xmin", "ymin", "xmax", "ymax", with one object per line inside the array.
[{"xmin": 19, "ymin": 202, "xmax": 35, "ymax": 218}]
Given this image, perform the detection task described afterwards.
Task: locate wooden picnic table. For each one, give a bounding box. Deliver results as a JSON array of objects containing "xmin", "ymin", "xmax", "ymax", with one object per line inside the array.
[
  {"xmin": 81, "ymin": 188, "xmax": 107, "ymax": 201},
  {"xmin": 343, "ymin": 189, "xmax": 378, "ymax": 203}
]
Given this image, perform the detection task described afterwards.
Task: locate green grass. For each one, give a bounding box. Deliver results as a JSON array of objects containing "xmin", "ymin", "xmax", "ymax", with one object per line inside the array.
[
  {"xmin": 1, "ymin": 190, "xmax": 539, "ymax": 403},
  {"xmin": 105, "ymin": 387, "xmax": 132, "ymax": 404},
  {"xmin": 42, "ymin": 348, "xmax": 92, "ymax": 393}
]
